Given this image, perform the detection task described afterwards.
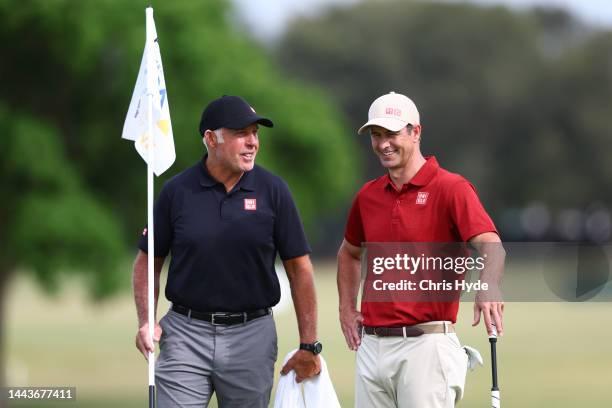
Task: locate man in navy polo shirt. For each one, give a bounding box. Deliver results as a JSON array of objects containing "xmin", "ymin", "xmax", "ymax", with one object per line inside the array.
[
  {"xmin": 337, "ymin": 92, "xmax": 505, "ymax": 407},
  {"xmin": 133, "ymin": 95, "xmax": 322, "ymax": 407}
]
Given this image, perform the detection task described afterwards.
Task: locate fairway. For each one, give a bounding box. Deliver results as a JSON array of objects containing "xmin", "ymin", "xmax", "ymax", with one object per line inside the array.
[{"xmin": 5, "ymin": 261, "xmax": 612, "ymax": 407}]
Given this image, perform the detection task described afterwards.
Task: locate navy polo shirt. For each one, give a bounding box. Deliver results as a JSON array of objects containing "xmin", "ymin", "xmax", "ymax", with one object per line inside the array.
[{"xmin": 138, "ymin": 156, "xmax": 311, "ymax": 312}]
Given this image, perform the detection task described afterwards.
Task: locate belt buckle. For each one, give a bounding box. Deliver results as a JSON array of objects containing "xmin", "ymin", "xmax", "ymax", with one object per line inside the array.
[
  {"xmin": 210, "ymin": 313, "xmax": 225, "ymax": 326},
  {"xmin": 242, "ymin": 312, "xmax": 247, "ymax": 324},
  {"xmin": 373, "ymin": 327, "xmax": 381, "ymax": 336}
]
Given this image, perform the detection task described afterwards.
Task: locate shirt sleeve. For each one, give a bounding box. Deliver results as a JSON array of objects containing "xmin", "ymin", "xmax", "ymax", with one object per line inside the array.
[
  {"xmin": 138, "ymin": 183, "xmax": 173, "ymax": 257},
  {"xmin": 344, "ymin": 193, "xmax": 365, "ymax": 247},
  {"xmin": 274, "ymin": 180, "xmax": 311, "ymax": 261},
  {"xmin": 450, "ymin": 181, "xmax": 498, "ymax": 242}
]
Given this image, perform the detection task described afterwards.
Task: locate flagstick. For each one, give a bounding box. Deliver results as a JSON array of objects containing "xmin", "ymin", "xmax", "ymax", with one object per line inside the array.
[
  {"xmin": 146, "ymin": 90, "xmax": 156, "ymax": 408},
  {"xmin": 122, "ymin": 7, "xmax": 174, "ymax": 403},
  {"xmin": 146, "ymin": 7, "xmax": 156, "ymax": 408},
  {"xmin": 147, "ymin": 100, "xmax": 155, "ymax": 407}
]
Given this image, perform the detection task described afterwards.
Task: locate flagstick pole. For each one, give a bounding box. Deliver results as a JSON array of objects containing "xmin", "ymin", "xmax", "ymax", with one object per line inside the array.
[
  {"xmin": 123, "ymin": 7, "xmax": 173, "ymax": 403},
  {"xmin": 146, "ymin": 8, "xmax": 156, "ymax": 408},
  {"xmin": 147, "ymin": 92, "xmax": 156, "ymax": 408}
]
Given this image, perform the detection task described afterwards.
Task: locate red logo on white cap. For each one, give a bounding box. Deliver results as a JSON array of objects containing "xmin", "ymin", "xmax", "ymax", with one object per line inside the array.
[
  {"xmin": 244, "ymin": 198, "xmax": 257, "ymax": 211},
  {"xmin": 385, "ymin": 107, "xmax": 402, "ymax": 117},
  {"xmin": 416, "ymin": 192, "xmax": 429, "ymax": 205}
]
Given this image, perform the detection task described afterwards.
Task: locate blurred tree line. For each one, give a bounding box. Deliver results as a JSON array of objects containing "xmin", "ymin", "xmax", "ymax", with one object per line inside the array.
[
  {"xmin": 0, "ymin": 0, "xmax": 359, "ymax": 308},
  {"xmin": 0, "ymin": 0, "xmax": 610, "ymax": 387},
  {"xmin": 2, "ymin": 0, "xmax": 611, "ymax": 301},
  {"xmin": 277, "ymin": 0, "xmax": 612, "ymax": 242},
  {"xmin": 0, "ymin": 0, "xmax": 363, "ymax": 383}
]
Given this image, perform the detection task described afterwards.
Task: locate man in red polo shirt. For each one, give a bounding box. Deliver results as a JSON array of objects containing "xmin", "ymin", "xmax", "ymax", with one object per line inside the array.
[{"xmin": 337, "ymin": 92, "xmax": 504, "ymax": 407}]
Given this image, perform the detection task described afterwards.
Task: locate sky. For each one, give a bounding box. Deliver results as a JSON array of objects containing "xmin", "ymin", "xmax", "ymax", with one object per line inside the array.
[{"xmin": 231, "ymin": 0, "xmax": 612, "ymax": 41}]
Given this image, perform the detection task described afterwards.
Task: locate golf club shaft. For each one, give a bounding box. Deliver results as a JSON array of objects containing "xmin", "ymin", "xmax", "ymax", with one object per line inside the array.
[
  {"xmin": 149, "ymin": 385, "xmax": 155, "ymax": 408},
  {"xmin": 490, "ymin": 339, "xmax": 498, "ymax": 389},
  {"xmin": 489, "ymin": 324, "xmax": 500, "ymax": 408}
]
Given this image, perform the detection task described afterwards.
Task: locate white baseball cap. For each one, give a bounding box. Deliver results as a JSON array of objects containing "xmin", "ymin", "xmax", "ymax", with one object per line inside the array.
[{"xmin": 357, "ymin": 91, "xmax": 420, "ymax": 135}]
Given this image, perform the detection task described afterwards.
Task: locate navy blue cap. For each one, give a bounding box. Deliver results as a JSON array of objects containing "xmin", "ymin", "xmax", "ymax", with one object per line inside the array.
[{"xmin": 199, "ymin": 95, "xmax": 274, "ymax": 135}]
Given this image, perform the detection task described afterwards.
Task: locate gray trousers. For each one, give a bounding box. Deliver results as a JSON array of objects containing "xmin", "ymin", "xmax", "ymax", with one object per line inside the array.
[{"xmin": 156, "ymin": 309, "xmax": 278, "ymax": 408}]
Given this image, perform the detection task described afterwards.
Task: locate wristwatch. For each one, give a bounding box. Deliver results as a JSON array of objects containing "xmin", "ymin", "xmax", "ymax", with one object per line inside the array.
[{"xmin": 299, "ymin": 340, "xmax": 323, "ymax": 355}]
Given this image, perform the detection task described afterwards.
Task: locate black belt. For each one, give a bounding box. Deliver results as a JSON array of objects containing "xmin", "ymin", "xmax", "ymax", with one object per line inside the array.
[{"xmin": 171, "ymin": 304, "xmax": 270, "ymax": 326}]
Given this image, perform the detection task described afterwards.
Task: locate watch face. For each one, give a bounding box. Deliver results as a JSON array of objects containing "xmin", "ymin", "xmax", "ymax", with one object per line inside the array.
[{"xmin": 314, "ymin": 342, "xmax": 323, "ymax": 354}]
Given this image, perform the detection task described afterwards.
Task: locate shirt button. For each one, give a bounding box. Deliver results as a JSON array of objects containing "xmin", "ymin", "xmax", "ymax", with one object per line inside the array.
[{"xmin": 396, "ymin": 199, "xmax": 401, "ymax": 204}]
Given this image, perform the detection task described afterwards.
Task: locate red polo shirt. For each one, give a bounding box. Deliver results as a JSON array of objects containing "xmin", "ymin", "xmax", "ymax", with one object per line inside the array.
[{"xmin": 344, "ymin": 156, "xmax": 498, "ymax": 326}]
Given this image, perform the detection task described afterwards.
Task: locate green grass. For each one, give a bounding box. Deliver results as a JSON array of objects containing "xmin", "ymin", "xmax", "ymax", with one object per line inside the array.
[{"xmin": 5, "ymin": 261, "xmax": 612, "ymax": 407}]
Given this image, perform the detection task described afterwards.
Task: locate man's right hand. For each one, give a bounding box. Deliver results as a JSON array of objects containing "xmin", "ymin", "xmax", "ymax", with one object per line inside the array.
[
  {"xmin": 339, "ymin": 309, "xmax": 363, "ymax": 351},
  {"xmin": 135, "ymin": 322, "xmax": 162, "ymax": 360}
]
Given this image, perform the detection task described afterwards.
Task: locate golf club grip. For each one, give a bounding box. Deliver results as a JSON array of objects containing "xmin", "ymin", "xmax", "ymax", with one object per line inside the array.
[
  {"xmin": 149, "ymin": 385, "xmax": 155, "ymax": 408},
  {"xmin": 490, "ymin": 337, "xmax": 499, "ymax": 407},
  {"xmin": 490, "ymin": 340, "xmax": 498, "ymax": 388},
  {"xmin": 491, "ymin": 389, "xmax": 500, "ymax": 407}
]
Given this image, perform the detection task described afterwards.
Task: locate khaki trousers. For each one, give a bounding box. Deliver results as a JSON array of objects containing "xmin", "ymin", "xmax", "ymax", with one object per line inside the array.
[{"xmin": 355, "ymin": 322, "xmax": 468, "ymax": 408}]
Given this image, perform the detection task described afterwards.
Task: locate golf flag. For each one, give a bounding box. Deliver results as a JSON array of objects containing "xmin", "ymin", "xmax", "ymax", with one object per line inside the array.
[{"xmin": 122, "ymin": 7, "xmax": 175, "ymax": 176}]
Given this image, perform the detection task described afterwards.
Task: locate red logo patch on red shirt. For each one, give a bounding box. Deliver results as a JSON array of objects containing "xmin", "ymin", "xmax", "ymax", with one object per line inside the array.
[
  {"xmin": 416, "ymin": 192, "xmax": 429, "ymax": 205},
  {"xmin": 244, "ymin": 198, "xmax": 257, "ymax": 211}
]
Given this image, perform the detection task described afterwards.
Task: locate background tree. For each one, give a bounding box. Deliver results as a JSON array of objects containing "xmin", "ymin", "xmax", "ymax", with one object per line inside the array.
[
  {"xmin": 277, "ymin": 1, "xmax": 612, "ymax": 241},
  {"xmin": 0, "ymin": 0, "xmax": 360, "ymax": 382}
]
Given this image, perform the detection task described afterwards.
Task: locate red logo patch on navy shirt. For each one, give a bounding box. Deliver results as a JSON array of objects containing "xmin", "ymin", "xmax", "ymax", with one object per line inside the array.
[
  {"xmin": 244, "ymin": 198, "xmax": 257, "ymax": 211},
  {"xmin": 416, "ymin": 192, "xmax": 429, "ymax": 205}
]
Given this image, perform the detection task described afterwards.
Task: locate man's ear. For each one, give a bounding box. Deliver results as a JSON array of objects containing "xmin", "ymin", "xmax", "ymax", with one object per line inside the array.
[
  {"xmin": 203, "ymin": 130, "xmax": 216, "ymax": 148},
  {"xmin": 412, "ymin": 125, "xmax": 422, "ymax": 143}
]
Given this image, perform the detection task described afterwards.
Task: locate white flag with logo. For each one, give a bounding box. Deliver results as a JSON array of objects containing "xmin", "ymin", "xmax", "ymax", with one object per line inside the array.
[{"xmin": 122, "ymin": 7, "xmax": 175, "ymax": 176}]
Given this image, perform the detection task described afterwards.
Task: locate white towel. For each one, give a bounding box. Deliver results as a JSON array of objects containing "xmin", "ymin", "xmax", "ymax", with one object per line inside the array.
[
  {"xmin": 463, "ymin": 345, "xmax": 484, "ymax": 371},
  {"xmin": 273, "ymin": 349, "xmax": 341, "ymax": 408}
]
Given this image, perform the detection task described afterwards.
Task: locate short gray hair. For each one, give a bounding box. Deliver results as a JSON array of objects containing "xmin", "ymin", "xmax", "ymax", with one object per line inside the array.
[{"xmin": 203, "ymin": 128, "xmax": 224, "ymax": 150}]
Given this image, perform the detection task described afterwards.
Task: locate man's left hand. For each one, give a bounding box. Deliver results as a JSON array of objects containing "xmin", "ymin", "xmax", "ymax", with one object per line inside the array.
[{"xmin": 280, "ymin": 349, "xmax": 322, "ymax": 383}]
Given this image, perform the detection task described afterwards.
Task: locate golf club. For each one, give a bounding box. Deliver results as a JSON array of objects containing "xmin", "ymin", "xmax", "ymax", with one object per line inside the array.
[{"xmin": 489, "ymin": 323, "xmax": 500, "ymax": 408}]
